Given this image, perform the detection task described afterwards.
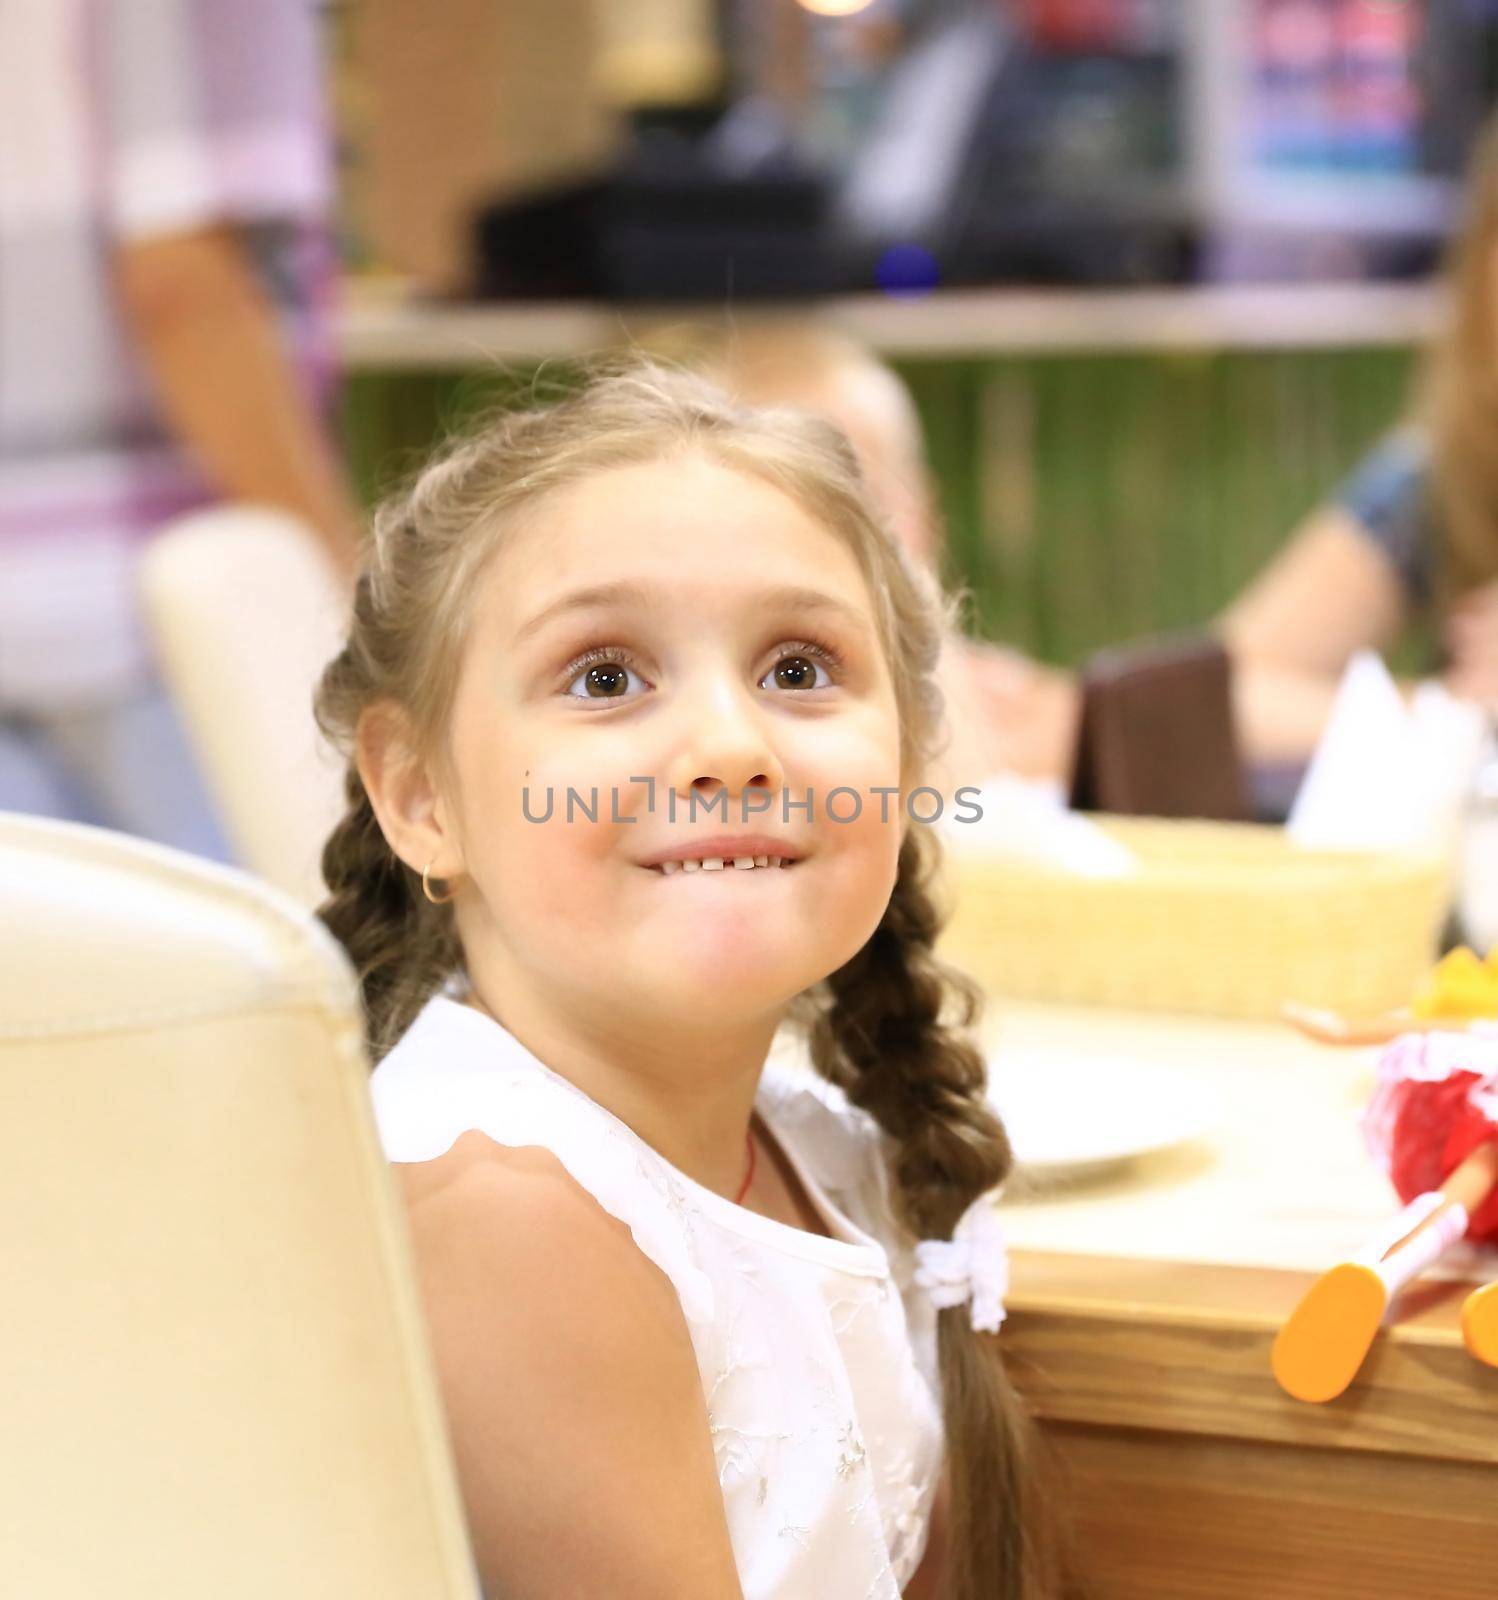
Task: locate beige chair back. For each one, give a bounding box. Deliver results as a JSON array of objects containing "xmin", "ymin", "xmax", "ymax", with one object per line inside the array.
[
  {"xmin": 138, "ymin": 505, "xmax": 350, "ymax": 908},
  {"xmin": 0, "ymin": 811, "xmax": 479, "ymax": 1599}
]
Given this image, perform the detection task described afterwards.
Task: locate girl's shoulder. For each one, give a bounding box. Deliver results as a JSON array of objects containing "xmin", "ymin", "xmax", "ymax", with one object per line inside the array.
[{"xmin": 369, "ymin": 991, "xmax": 717, "ymax": 1324}]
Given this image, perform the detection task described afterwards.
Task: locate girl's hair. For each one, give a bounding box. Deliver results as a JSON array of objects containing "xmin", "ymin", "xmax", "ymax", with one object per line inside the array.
[
  {"xmin": 623, "ymin": 315, "xmax": 929, "ymax": 464},
  {"xmin": 313, "ymin": 351, "xmax": 1080, "ymax": 1600},
  {"xmin": 1416, "ymin": 109, "xmax": 1498, "ymax": 603},
  {"xmin": 622, "ymin": 316, "xmax": 943, "ymax": 571}
]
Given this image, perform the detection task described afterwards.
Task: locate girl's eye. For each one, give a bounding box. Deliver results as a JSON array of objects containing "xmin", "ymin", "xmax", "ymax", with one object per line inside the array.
[
  {"xmin": 562, "ymin": 647, "xmax": 648, "ymax": 701},
  {"xmin": 758, "ymin": 640, "xmax": 841, "ymax": 693},
  {"xmin": 559, "ymin": 638, "xmax": 843, "ymax": 702}
]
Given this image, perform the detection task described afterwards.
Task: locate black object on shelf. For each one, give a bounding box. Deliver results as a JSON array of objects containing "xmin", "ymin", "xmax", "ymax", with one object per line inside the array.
[
  {"xmin": 470, "ymin": 9, "xmax": 1199, "ymax": 303},
  {"xmin": 598, "ymin": 165, "xmax": 839, "ymax": 301},
  {"xmin": 472, "ymin": 109, "xmax": 845, "ymax": 303},
  {"xmin": 934, "ymin": 42, "xmax": 1195, "ymax": 287},
  {"xmin": 471, "ymin": 177, "xmax": 613, "ymax": 300},
  {"xmin": 823, "ymin": 9, "xmax": 1195, "ymax": 291}
]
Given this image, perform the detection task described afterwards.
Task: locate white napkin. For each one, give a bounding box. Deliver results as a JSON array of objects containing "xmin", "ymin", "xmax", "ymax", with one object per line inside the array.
[
  {"xmin": 1287, "ymin": 651, "xmax": 1488, "ymax": 857},
  {"xmin": 936, "ymin": 773, "xmax": 1139, "ymax": 878}
]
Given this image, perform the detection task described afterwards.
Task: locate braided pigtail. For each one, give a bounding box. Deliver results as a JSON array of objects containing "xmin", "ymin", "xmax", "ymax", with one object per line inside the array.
[
  {"xmin": 310, "ymin": 483, "xmax": 479, "ymax": 1062},
  {"xmin": 806, "ymin": 822, "xmax": 1081, "ymax": 1600},
  {"xmin": 314, "ymin": 734, "xmax": 463, "ymax": 1063}
]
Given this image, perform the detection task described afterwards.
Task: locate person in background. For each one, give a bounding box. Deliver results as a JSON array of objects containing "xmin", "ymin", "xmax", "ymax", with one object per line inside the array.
[
  {"xmin": 833, "ymin": 103, "xmax": 1498, "ymax": 798},
  {"xmin": 626, "ymin": 319, "xmax": 1082, "ymax": 796},
  {"xmin": 0, "ymin": 0, "xmax": 361, "ymax": 862},
  {"xmin": 1221, "ymin": 108, "xmax": 1498, "ymax": 769}
]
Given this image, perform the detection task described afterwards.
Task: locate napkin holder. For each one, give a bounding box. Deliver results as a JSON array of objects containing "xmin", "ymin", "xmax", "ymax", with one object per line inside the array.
[{"xmin": 1069, "ymin": 631, "xmax": 1252, "ymax": 823}]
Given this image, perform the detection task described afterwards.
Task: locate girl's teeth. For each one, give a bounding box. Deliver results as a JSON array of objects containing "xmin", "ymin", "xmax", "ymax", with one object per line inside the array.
[{"xmin": 655, "ymin": 855, "xmax": 793, "ymax": 875}]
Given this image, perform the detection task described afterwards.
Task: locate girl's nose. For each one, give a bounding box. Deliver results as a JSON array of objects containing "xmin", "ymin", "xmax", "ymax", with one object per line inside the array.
[{"xmin": 662, "ymin": 674, "xmax": 786, "ymax": 808}]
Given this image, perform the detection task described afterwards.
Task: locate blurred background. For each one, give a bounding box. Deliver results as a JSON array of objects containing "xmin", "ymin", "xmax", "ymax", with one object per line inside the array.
[
  {"xmin": 10, "ymin": 0, "xmax": 1498, "ymax": 886},
  {"xmin": 337, "ymin": 0, "xmax": 1497, "ymax": 678}
]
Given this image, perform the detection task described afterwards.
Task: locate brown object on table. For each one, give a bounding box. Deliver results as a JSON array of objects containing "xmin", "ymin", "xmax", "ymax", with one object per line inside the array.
[{"xmin": 1069, "ymin": 631, "xmax": 1253, "ymax": 822}]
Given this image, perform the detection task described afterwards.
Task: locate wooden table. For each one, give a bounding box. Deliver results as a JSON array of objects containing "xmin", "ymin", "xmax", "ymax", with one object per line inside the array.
[{"xmin": 982, "ymin": 1001, "xmax": 1498, "ymax": 1600}]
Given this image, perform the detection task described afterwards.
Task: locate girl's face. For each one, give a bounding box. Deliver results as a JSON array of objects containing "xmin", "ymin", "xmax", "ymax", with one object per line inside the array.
[{"xmin": 439, "ymin": 451, "xmax": 907, "ymax": 1033}]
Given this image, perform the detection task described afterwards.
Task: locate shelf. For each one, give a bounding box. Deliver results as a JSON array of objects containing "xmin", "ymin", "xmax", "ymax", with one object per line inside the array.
[{"xmin": 338, "ymin": 280, "xmax": 1444, "ymax": 369}]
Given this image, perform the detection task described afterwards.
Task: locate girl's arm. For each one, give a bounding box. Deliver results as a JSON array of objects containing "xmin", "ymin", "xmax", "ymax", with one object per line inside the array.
[{"xmin": 396, "ymin": 1133, "xmax": 746, "ymax": 1600}]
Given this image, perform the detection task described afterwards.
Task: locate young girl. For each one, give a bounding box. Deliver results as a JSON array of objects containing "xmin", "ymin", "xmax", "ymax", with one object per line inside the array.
[{"xmin": 313, "ymin": 355, "xmax": 1071, "ymax": 1599}]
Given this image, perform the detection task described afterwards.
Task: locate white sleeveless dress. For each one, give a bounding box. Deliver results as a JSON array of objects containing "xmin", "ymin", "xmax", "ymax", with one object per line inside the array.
[{"xmin": 369, "ymin": 987, "xmax": 947, "ymax": 1600}]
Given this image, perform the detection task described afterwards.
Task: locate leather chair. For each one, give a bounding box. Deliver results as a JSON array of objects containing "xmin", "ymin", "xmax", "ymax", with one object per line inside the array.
[
  {"xmin": 0, "ymin": 810, "xmax": 480, "ymax": 1599},
  {"xmin": 137, "ymin": 505, "xmax": 350, "ymax": 908}
]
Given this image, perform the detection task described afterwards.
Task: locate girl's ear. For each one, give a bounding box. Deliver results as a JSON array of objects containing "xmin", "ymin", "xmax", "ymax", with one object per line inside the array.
[{"xmin": 356, "ymin": 701, "xmax": 464, "ymax": 881}]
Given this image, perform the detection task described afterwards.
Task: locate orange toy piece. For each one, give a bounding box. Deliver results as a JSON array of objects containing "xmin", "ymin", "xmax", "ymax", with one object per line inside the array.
[
  {"xmin": 1272, "ymin": 1262, "xmax": 1390, "ymax": 1403},
  {"xmin": 1410, "ymin": 946, "xmax": 1498, "ymax": 1023},
  {"xmin": 1272, "ymin": 1141, "xmax": 1498, "ymax": 1403},
  {"xmin": 1464, "ymin": 1281, "xmax": 1498, "ymax": 1368}
]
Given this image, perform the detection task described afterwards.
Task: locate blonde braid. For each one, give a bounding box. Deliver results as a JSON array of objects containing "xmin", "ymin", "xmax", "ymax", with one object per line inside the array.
[{"xmin": 807, "ymin": 825, "xmax": 1081, "ymax": 1600}]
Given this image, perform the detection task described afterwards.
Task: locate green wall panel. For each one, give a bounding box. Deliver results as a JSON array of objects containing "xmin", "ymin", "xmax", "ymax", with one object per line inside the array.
[{"xmin": 342, "ymin": 345, "xmax": 1419, "ymax": 669}]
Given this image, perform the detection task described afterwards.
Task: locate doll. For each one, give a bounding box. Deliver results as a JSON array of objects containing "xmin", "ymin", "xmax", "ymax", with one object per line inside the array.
[{"xmin": 1272, "ymin": 1022, "xmax": 1498, "ymax": 1401}]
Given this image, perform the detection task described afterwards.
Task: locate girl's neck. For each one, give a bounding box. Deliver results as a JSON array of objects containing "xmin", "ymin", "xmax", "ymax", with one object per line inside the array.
[{"xmin": 458, "ymin": 976, "xmax": 781, "ymax": 1203}]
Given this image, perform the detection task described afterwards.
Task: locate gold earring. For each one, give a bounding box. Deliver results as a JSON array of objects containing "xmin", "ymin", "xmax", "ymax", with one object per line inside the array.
[{"xmin": 421, "ymin": 857, "xmax": 457, "ymax": 905}]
